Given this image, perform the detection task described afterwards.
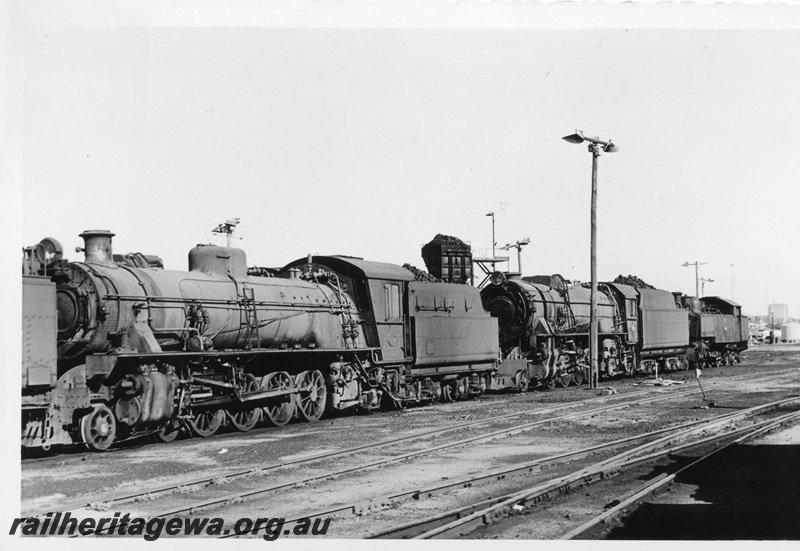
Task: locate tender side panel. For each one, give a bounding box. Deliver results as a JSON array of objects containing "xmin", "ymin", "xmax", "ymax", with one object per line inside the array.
[
  {"xmin": 409, "ymin": 282, "xmax": 498, "ymax": 367},
  {"xmin": 740, "ymin": 317, "xmax": 750, "ymax": 344},
  {"xmin": 700, "ymin": 314, "xmax": 740, "ymax": 344},
  {"xmin": 638, "ymin": 289, "xmax": 689, "ymax": 350}
]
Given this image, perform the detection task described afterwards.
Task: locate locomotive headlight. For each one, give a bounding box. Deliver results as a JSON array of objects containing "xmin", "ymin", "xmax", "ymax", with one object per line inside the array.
[{"xmin": 489, "ymin": 271, "xmax": 506, "ymax": 286}]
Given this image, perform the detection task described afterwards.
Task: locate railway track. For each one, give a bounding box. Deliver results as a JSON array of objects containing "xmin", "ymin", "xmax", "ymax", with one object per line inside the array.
[
  {"xmin": 370, "ymin": 400, "xmax": 800, "ymax": 539},
  {"xmin": 33, "ymin": 382, "xmax": 693, "ymax": 519},
  {"xmin": 199, "ymin": 395, "xmax": 800, "ymax": 540},
  {"xmin": 23, "ymin": 366, "xmax": 798, "ymax": 541},
  {"xmin": 30, "ymin": 368, "xmax": 793, "ymax": 533}
]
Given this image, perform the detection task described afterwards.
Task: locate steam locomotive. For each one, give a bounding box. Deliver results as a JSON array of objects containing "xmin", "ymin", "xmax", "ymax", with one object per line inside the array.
[
  {"xmin": 480, "ymin": 272, "xmax": 749, "ymax": 388},
  {"xmin": 22, "ymin": 231, "xmax": 499, "ymax": 451}
]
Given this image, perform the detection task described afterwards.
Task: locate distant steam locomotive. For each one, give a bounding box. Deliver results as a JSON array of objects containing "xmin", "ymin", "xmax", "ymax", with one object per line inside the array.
[{"xmin": 480, "ymin": 272, "xmax": 749, "ymax": 388}]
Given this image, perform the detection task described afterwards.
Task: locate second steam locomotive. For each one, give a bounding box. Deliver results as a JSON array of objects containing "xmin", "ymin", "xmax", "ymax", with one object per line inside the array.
[{"xmin": 481, "ymin": 272, "xmax": 749, "ymax": 388}]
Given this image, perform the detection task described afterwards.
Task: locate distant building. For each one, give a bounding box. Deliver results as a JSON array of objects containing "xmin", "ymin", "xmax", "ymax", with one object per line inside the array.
[
  {"xmin": 782, "ymin": 323, "xmax": 800, "ymax": 343},
  {"xmin": 768, "ymin": 303, "xmax": 789, "ymax": 326}
]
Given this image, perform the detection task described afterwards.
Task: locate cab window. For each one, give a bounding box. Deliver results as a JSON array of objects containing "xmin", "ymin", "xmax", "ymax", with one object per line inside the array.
[{"xmin": 384, "ymin": 283, "xmax": 401, "ymax": 321}]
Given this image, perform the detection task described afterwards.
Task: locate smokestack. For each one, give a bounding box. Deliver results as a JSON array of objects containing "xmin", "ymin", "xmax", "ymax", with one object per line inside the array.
[{"xmin": 78, "ymin": 230, "xmax": 115, "ymax": 265}]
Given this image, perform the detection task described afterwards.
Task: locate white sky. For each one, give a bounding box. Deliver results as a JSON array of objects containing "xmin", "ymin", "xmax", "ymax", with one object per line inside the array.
[{"xmin": 7, "ymin": 1, "xmax": 800, "ymax": 323}]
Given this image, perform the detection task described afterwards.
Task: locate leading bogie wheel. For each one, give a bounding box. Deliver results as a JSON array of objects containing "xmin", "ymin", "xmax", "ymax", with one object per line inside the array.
[
  {"xmin": 295, "ymin": 370, "xmax": 327, "ymax": 422},
  {"xmin": 545, "ymin": 378, "xmax": 557, "ymax": 390},
  {"xmin": 228, "ymin": 374, "xmax": 261, "ymax": 432},
  {"xmin": 515, "ymin": 371, "xmax": 529, "ymax": 392},
  {"xmin": 572, "ymin": 369, "xmax": 586, "ymax": 386},
  {"xmin": 81, "ymin": 404, "xmax": 117, "ymax": 451},
  {"xmin": 189, "ymin": 409, "xmax": 225, "ymax": 438},
  {"xmin": 261, "ymin": 372, "xmax": 295, "ymax": 427}
]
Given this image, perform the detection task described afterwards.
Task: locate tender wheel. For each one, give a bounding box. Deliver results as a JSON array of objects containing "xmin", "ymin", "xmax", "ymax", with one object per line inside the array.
[
  {"xmin": 556, "ymin": 371, "xmax": 573, "ymax": 387},
  {"xmin": 440, "ymin": 382, "xmax": 453, "ymax": 402},
  {"xmin": 261, "ymin": 372, "xmax": 296, "ymax": 427},
  {"xmin": 80, "ymin": 405, "xmax": 116, "ymax": 451},
  {"xmin": 572, "ymin": 369, "xmax": 586, "ymax": 386},
  {"xmin": 228, "ymin": 374, "xmax": 261, "ymax": 432},
  {"xmin": 295, "ymin": 370, "xmax": 327, "ymax": 422},
  {"xmin": 190, "ymin": 409, "xmax": 225, "ymax": 438}
]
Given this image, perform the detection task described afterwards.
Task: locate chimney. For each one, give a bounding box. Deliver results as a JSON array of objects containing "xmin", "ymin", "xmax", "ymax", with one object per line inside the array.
[{"xmin": 78, "ymin": 230, "xmax": 115, "ymax": 265}]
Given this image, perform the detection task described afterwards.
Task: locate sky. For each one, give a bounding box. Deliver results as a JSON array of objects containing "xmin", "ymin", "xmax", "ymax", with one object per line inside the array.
[{"xmin": 7, "ymin": 1, "xmax": 800, "ymax": 324}]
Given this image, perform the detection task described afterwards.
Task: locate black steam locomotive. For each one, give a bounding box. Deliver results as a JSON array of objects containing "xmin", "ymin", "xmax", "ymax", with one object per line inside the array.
[
  {"xmin": 22, "ymin": 231, "xmax": 499, "ymax": 451},
  {"xmin": 480, "ymin": 272, "xmax": 749, "ymax": 388}
]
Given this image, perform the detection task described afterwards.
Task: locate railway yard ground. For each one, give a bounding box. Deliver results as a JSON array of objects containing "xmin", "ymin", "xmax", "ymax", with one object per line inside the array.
[{"xmin": 19, "ymin": 344, "xmax": 800, "ymax": 541}]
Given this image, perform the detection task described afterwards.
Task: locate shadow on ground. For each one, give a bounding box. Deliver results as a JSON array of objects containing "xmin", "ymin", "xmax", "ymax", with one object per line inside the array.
[{"xmin": 603, "ymin": 442, "xmax": 800, "ymax": 540}]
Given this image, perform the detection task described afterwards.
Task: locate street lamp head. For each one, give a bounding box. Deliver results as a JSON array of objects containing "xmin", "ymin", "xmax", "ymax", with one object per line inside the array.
[
  {"xmin": 562, "ymin": 131, "xmax": 585, "ymax": 144},
  {"xmin": 486, "ymin": 211, "xmax": 494, "ymax": 217}
]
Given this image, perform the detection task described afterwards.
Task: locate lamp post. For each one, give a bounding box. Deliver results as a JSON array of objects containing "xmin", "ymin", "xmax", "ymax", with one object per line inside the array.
[
  {"xmin": 562, "ymin": 130, "xmax": 618, "ymax": 390},
  {"xmin": 486, "ymin": 211, "xmax": 496, "ymax": 258},
  {"xmin": 501, "ymin": 238, "xmax": 531, "ymax": 273},
  {"xmin": 682, "ymin": 261, "xmax": 707, "ymax": 297}
]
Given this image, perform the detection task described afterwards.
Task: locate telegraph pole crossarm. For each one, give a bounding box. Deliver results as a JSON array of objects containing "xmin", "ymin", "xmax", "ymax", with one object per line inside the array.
[{"xmin": 682, "ymin": 260, "xmax": 707, "ymax": 297}]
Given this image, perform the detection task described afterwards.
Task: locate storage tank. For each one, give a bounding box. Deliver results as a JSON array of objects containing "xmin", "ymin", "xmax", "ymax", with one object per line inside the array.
[{"xmin": 781, "ymin": 322, "xmax": 800, "ymax": 343}]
